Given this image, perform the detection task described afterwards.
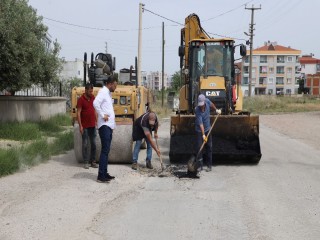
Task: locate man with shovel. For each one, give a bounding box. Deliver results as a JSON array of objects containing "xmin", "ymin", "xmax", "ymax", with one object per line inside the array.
[{"xmin": 195, "ymin": 94, "xmax": 221, "ymax": 172}]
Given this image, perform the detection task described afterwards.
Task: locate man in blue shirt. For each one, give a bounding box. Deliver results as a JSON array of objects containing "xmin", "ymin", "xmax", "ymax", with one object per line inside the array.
[{"xmin": 195, "ymin": 94, "xmax": 221, "ymax": 171}]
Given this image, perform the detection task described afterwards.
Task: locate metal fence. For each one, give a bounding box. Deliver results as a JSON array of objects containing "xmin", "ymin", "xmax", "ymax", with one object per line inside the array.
[{"xmin": 0, "ymin": 82, "xmax": 62, "ymax": 97}]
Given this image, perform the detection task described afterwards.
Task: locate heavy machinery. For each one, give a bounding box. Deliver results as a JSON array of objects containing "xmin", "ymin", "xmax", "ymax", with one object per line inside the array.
[
  {"xmin": 71, "ymin": 52, "xmax": 151, "ymax": 163},
  {"xmin": 169, "ymin": 14, "xmax": 261, "ymax": 164}
]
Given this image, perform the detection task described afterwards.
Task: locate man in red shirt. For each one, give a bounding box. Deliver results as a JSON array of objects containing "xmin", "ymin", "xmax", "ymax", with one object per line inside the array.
[{"xmin": 77, "ymin": 83, "xmax": 97, "ymax": 169}]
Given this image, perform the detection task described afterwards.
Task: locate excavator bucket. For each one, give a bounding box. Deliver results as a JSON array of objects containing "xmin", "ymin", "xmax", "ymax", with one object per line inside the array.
[{"xmin": 169, "ymin": 114, "xmax": 261, "ymax": 164}]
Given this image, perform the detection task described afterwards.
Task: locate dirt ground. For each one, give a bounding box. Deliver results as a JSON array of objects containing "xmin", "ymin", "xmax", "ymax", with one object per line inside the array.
[
  {"xmin": 0, "ymin": 111, "xmax": 320, "ymax": 240},
  {"xmin": 259, "ymin": 111, "xmax": 320, "ymax": 150}
]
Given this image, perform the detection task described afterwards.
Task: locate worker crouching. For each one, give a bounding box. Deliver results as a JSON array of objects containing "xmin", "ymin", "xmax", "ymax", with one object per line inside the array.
[{"xmin": 132, "ymin": 112, "xmax": 161, "ymax": 170}]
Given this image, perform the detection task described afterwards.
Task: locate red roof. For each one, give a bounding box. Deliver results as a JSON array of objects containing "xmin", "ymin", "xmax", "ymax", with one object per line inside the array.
[
  {"xmin": 299, "ymin": 56, "xmax": 320, "ymax": 64},
  {"xmin": 254, "ymin": 44, "xmax": 299, "ymax": 52}
]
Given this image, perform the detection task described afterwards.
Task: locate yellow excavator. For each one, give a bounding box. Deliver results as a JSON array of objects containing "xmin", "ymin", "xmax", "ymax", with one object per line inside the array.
[
  {"xmin": 71, "ymin": 52, "xmax": 151, "ymax": 163},
  {"xmin": 169, "ymin": 14, "xmax": 261, "ymax": 164}
]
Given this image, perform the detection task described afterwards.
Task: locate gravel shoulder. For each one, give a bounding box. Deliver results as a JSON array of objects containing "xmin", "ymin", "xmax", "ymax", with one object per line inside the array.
[{"xmin": 259, "ymin": 111, "xmax": 320, "ymax": 150}]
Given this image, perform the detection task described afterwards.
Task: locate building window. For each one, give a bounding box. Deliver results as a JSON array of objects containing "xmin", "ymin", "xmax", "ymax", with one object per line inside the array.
[
  {"xmin": 276, "ymin": 88, "xmax": 284, "ymax": 95},
  {"xmin": 260, "ymin": 56, "xmax": 267, "ymax": 63},
  {"xmin": 287, "ymin": 78, "xmax": 292, "ymax": 84},
  {"xmin": 259, "ymin": 66, "xmax": 267, "ymax": 74},
  {"xmin": 269, "ymin": 67, "xmax": 274, "ymax": 73},
  {"xmin": 251, "ymin": 78, "xmax": 256, "ymax": 84},
  {"xmin": 277, "ymin": 56, "xmax": 285, "ymax": 63},
  {"xmin": 317, "ymin": 64, "xmax": 320, "ymax": 72},
  {"xmin": 78, "ymin": 70, "xmax": 81, "ymax": 76},
  {"xmin": 243, "ymin": 77, "xmax": 248, "ymax": 84},
  {"xmin": 245, "ymin": 57, "xmax": 249, "ymax": 63},
  {"xmin": 276, "ymin": 66, "xmax": 284, "ymax": 74},
  {"xmin": 253, "ymin": 56, "xmax": 257, "ymax": 63},
  {"xmin": 244, "ymin": 66, "xmax": 249, "ymax": 74},
  {"xmin": 296, "ymin": 66, "xmax": 301, "ymax": 73},
  {"xmin": 286, "ymin": 89, "xmax": 292, "ymax": 94},
  {"xmin": 287, "ymin": 68, "xmax": 292, "ymax": 74},
  {"xmin": 252, "ymin": 68, "xmax": 256, "ymax": 74},
  {"xmin": 276, "ymin": 77, "xmax": 284, "ymax": 85},
  {"xmin": 268, "ymin": 89, "xmax": 273, "ymax": 95},
  {"xmin": 259, "ymin": 77, "xmax": 267, "ymax": 85},
  {"xmin": 268, "ymin": 78, "xmax": 274, "ymax": 84},
  {"xmin": 295, "ymin": 78, "xmax": 300, "ymax": 84},
  {"xmin": 287, "ymin": 56, "xmax": 293, "ymax": 62}
]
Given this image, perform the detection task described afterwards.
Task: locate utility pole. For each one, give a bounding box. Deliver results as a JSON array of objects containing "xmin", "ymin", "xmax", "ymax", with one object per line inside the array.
[
  {"xmin": 137, "ymin": 3, "xmax": 144, "ymax": 86},
  {"xmin": 162, "ymin": 22, "xmax": 165, "ymax": 107},
  {"xmin": 245, "ymin": 5, "xmax": 261, "ymax": 97}
]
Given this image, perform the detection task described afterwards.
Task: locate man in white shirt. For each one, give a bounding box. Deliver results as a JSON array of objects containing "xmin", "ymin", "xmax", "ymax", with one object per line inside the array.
[{"xmin": 93, "ymin": 75, "xmax": 117, "ymax": 183}]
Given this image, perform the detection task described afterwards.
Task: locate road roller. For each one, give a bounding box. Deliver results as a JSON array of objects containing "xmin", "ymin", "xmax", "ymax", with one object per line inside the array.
[{"xmin": 71, "ymin": 52, "xmax": 151, "ymax": 163}]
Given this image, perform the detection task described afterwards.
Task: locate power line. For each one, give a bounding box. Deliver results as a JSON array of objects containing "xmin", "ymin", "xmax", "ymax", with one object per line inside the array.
[
  {"xmin": 204, "ymin": 0, "xmax": 255, "ymax": 21},
  {"xmin": 43, "ymin": 17, "xmax": 161, "ymax": 32},
  {"xmin": 143, "ymin": 8, "xmax": 183, "ymax": 26}
]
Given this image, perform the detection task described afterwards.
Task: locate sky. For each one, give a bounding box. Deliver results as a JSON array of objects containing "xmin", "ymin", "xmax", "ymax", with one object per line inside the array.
[{"xmin": 28, "ymin": 0, "xmax": 320, "ymax": 76}]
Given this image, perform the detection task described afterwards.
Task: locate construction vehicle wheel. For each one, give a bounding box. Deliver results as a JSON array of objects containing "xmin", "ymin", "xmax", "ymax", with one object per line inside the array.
[
  {"xmin": 108, "ymin": 124, "xmax": 133, "ymax": 163},
  {"xmin": 73, "ymin": 123, "xmax": 101, "ymax": 163}
]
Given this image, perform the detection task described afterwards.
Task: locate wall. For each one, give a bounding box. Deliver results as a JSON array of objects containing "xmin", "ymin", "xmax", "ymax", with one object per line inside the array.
[
  {"xmin": 306, "ymin": 74, "xmax": 320, "ymax": 95},
  {"xmin": 0, "ymin": 97, "xmax": 66, "ymax": 122},
  {"xmin": 59, "ymin": 59, "xmax": 83, "ymax": 80}
]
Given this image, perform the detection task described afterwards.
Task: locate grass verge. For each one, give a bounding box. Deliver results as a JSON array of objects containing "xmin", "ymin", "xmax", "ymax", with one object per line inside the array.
[
  {"xmin": 0, "ymin": 114, "xmax": 73, "ymax": 177},
  {"xmin": 244, "ymin": 95, "xmax": 320, "ymax": 114}
]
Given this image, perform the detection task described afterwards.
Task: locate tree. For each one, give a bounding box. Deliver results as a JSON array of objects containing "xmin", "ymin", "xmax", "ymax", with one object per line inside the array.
[
  {"xmin": 0, "ymin": 0, "xmax": 62, "ymax": 95},
  {"xmin": 171, "ymin": 71, "xmax": 181, "ymax": 92}
]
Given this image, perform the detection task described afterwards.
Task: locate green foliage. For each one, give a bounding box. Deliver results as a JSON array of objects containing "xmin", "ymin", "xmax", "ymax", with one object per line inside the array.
[
  {"xmin": 243, "ymin": 95, "xmax": 320, "ymax": 114},
  {"xmin": 50, "ymin": 131, "xmax": 74, "ymax": 155},
  {"xmin": 0, "ymin": 114, "xmax": 71, "ymax": 140},
  {"xmin": 0, "ymin": 0, "xmax": 62, "ymax": 94},
  {"xmin": 0, "ymin": 122, "xmax": 41, "ymax": 141},
  {"xmin": 0, "ymin": 148, "xmax": 19, "ymax": 175},
  {"xmin": 0, "ymin": 115, "xmax": 73, "ymax": 177},
  {"xmin": 171, "ymin": 71, "xmax": 182, "ymax": 92}
]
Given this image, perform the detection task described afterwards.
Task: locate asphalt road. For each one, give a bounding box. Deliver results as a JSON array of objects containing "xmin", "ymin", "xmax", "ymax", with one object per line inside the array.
[{"xmin": 0, "ymin": 114, "xmax": 320, "ymax": 240}]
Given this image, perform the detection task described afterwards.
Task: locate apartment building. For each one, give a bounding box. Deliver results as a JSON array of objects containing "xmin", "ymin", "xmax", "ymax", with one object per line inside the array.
[
  {"xmin": 242, "ymin": 41, "xmax": 301, "ymax": 96},
  {"xmin": 299, "ymin": 54, "xmax": 320, "ymax": 78},
  {"xmin": 299, "ymin": 55, "xmax": 320, "ymax": 95},
  {"xmin": 147, "ymin": 71, "xmax": 170, "ymax": 91}
]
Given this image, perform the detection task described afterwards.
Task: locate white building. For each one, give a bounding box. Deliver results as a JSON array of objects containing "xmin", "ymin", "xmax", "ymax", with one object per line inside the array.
[
  {"xmin": 242, "ymin": 41, "xmax": 301, "ymax": 95},
  {"xmin": 147, "ymin": 71, "xmax": 169, "ymax": 91},
  {"xmin": 60, "ymin": 58, "xmax": 84, "ymax": 82},
  {"xmin": 299, "ymin": 54, "xmax": 320, "ymax": 78}
]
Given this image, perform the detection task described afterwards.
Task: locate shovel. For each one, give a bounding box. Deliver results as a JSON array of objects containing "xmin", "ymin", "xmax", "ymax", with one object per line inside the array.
[
  {"xmin": 187, "ymin": 114, "xmax": 220, "ymax": 173},
  {"xmin": 155, "ymin": 138, "xmax": 164, "ymax": 171}
]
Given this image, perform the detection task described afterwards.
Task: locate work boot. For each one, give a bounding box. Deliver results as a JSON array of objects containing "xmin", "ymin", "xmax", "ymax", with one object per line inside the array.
[
  {"xmin": 146, "ymin": 161, "xmax": 153, "ymax": 169},
  {"xmin": 84, "ymin": 163, "xmax": 89, "ymax": 169},
  {"xmin": 132, "ymin": 163, "xmax": 138, "ymax": 170},
  {"xmin": 90, "ymin": 161, "xmax": 98, "ymax": 168},
  {"xmin": 106, "ymin": 173, "xmax": 115, "ymax": 180}
]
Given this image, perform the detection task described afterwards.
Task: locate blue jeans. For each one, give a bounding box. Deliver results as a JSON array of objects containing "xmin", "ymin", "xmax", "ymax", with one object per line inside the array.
[
  {"xmin": 196, "ymin": 131, "xmax": 213, "ymax": 167},
  {"xmin": 98, "ymin": 125, "xmax": 113, "ymax": 180},
  {"xmin": 82, "ymin": 127, "xmax": 96, "ymax": 164},
  {"xmin": 132, "ymin": 138, "xmax": 152, "ymax": 163}
]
